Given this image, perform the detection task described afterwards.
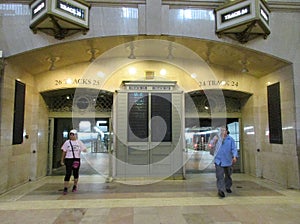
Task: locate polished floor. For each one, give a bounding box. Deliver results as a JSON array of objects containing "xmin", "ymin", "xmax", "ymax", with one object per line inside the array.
[{"xmin": 0, "ymin": 169, "xmax": 300, "ymax": 223}]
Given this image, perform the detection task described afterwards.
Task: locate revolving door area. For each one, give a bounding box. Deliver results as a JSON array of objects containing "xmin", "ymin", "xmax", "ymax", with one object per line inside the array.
[{"xmin": 113, "ymin": 81, "xmax": 185, "ymax": 180}]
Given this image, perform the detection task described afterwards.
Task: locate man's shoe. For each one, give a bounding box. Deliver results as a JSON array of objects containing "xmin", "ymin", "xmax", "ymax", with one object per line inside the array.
[
  {"xmin": 226, "ymin": 188, "xmax": 232, "ymax": 193},
  {"xmin": 218, "ymin": 190, "xmax": 225, "ymax": 198}
]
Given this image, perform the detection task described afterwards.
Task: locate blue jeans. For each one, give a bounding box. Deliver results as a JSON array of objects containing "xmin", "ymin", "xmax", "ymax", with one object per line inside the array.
[{"xmin": 215, "ymin": 164, "xmax": 233, "ymax": 192}]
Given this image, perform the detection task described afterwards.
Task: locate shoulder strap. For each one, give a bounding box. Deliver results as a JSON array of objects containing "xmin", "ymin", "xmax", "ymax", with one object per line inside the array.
[{"xmin": 69, "ymin": 140, "xmax": 76, "ymax": 158}]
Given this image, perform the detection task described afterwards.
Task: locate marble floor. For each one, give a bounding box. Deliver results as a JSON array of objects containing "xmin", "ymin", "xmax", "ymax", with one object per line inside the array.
[{"xmin": 0, "ymin": 172, "xmax": 300, "ymax": 224}]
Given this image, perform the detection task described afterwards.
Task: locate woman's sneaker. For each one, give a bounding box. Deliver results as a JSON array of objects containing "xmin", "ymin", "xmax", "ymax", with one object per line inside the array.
[
  {"xmin": 63, "ymin": 187, "xmax": 68, "ymax": 195},
  {"xmin": 72, "ymin": 185, "xmax": 77, "ymax": 192}
]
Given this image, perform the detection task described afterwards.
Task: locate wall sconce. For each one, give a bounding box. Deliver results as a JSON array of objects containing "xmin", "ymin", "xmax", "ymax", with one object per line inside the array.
[
  {"xmin": 205, "ymin": 49, "xmax": 211, "ymax": 64},
  {"xmin": 167, "ymin": 42, "xmax": 174, "ymax": 60},
  {"xmin": 239, "ymin": 59, "xmax": 249, "ymax": 73},
  {"xmin": 241, "ymin": 67, "xmax": 249, "ymax": 73},
  {"xmin": 128, "ymin": 42, "xmax": 136, "ymax": 59},
  {"xmin": 87, "ymin": 48, "xmax": 99, "ymax": 62},
  {"xmin": 0, "ymin": 50, "xmax": 4, "ymax": 71},
  {"xmin": 47, "ymin": 56, "xmax": 60, "ymax": 71}
]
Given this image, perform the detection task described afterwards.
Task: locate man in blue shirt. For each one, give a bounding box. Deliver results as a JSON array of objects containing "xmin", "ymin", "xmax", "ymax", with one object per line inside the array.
[{"xmin": 209, "ymin": 125, "xmax": 238, "ymax": 198}]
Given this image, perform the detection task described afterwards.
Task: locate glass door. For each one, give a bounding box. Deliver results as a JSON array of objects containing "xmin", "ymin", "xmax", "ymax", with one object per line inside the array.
[
  {"xmin": 185, "ymin": 118, "xmax": 241, "ymax": 173},
  {"xmin": 51, "ymin": 118, "xmax": 110, "ymax": 176}
]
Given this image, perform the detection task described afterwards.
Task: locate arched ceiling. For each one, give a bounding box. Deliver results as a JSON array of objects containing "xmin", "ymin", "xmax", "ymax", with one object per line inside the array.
[{"xmin": 7, "ymin": 35, "xmax": 290, "ymax": 78}]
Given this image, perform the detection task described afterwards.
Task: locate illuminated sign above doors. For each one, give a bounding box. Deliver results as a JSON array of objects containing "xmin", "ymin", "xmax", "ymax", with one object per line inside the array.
[
  {"xmin": 215, "ymin": 0, "xmax": 270, "ymax": 43},
  {"xmin": 29, "ymin": 0, "xmax": 90, "ymax": 40}
]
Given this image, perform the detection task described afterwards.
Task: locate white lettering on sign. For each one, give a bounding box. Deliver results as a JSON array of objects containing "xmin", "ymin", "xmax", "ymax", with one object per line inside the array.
[
  {"xmin": 260, "ymin": 8, "xmax": 268, "ymax": 22},
  {"xmin": 152, "ymin": 86, "xmax": 172, "ymax": 91},
  {"xmin": 199, "ymin": 80, "xmax": 239, "ymax": 87},
  {"xmin": 221, "ymin": 5, "xmax": 251, "ymax": 23},
  {"xmin": 224, "ymin": 8, "xmax": 248, "ymax": 21},
  {"xmin": 60, "ymin": 3, "xmax": 82, "ymax": 17},
  {"xmin": 33, "ymin": 2, "xmax": 45, "ymax": 15},
  {"xmin": 57, "ymin": 0, "xmax": 85, "ymax": 19},
  {"xmin": 128, "ymin": 86, "xmax": 147, "ymax": 90}
]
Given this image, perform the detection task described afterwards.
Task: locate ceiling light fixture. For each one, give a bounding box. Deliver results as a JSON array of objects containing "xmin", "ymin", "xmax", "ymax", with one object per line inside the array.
[
  {"xmin": 0, "ymin": 50, "xmax": 4, "ymax": 71},
  {"xmin": 241, "ymin": 67, "xmax": 249, "ymax": 73},
  {"xmin": 47, "ymin": 56, "xmax": 60, "ymax": 71},
  {"xmin": 205, "ymin": 49, "xmax": 211, "ymax": 64},
  {"xmin": 160, "ymin": 69, "xmax": 167, "ymax": 76},
  {"xmin": 87, "ymin": 48, "xmax": 99, "ymax": 62},
  {"xmin": 128, "ymin": 42, "xmax": 136, "ymax": 59},
  {"xmin": 129, "ymin": 67, "xmax": 136, "ymax": 75},
  {"xmin": 239, "ymin": 57, "xmax": 249, "ymax": 73},
  {"xmin": 167, "ymin": 42, "xmax": 174, "ymax": 59}
]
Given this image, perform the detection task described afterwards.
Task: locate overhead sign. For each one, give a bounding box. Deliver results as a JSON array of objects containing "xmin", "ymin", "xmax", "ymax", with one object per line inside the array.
[
  {"xmin": 215, "ymin": 0, "xmax": 270, "ymax": 43},
  {"xmin": 30, "ymin": 0, "xmax": 90, "ymax": 39}
]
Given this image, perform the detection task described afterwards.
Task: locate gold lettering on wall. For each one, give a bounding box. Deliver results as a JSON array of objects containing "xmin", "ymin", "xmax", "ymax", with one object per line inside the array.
[
  {"xmin": 55, "ymin": 79, "xmax": 101, "ymax": 86},
  {"xmin": 199, "ymin": 80, "xmax": 239, "ymax": 87}
]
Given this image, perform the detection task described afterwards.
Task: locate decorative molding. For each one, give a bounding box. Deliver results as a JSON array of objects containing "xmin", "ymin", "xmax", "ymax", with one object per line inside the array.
[
  {"xmin": 186, "ymin": 93, "xmax": 242, "ymax": 113},
  {"xmin": 41, "ymin": 89, "xmax": 113, "ymax": 113},
  {"xmin": 164, "ymin": 0, "xmax": 300, "ymax": 11},
  {"xmin": 268, "ymin": 1, "xmax": 300, "ymax": 11},
  {"xmin": 83, "ymin": 0, "xmax": 145, "ymax": 6},
  {"xmin": 164, "ymin": 0, "xmax": 224, "ymax": 9},
  {"xmin": 2, "ymin": 0, "xmax": 300, "ymax": 11}
]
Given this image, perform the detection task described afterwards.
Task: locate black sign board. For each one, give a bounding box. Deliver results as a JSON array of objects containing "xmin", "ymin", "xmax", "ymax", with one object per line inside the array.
[
  {"xmin": 267, "ymin": 83, "xmax": 283, "ymax": 144},
  {"xmin": 128, "ymin": 93, "xmax": 149, "ymax": 142},
  {"xmin": 151, "ymin": 93, "xmax": 172, "ymax": 142},
  {"xmin": 13, "ymin": 81, "xmax": 26, "ymax": 145}
]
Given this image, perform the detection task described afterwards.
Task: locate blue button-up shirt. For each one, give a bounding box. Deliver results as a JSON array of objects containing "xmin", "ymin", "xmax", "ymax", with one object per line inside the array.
[{"xmin": 214, "ymin": 135, "xmax": 238, "ymax": 167}]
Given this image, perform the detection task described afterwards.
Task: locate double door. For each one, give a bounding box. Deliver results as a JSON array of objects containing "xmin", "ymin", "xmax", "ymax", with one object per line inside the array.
[{"xmin": 114, "ymin": 90, "xmax": 184, "ymax": 179}]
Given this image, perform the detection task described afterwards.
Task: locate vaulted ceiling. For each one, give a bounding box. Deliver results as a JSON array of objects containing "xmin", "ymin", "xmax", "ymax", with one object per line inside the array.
[{"xmin": 8, "ymin": 35, "xmax": 290, "ymax": 79}]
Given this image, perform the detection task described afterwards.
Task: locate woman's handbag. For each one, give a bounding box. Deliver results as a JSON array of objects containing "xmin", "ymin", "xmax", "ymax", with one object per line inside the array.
[{"xmin": 72, "ymin": 160, "xmax": 80, "ymax": 169}]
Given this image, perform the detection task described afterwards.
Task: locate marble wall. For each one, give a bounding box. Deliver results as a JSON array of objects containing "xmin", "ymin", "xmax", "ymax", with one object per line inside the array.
[
  {"xmin": 242, "ymin": 65, "xmax": 299, "ymax": 188},
  {"xmin": 0, "ymin": 59, "xmax": 49, "ymax": 193}
]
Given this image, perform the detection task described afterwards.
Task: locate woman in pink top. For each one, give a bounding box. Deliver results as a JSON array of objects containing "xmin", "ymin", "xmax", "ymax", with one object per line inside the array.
[{"xmin": 61, "ymin": 129, "xmax": 87, "ymax": 195}]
